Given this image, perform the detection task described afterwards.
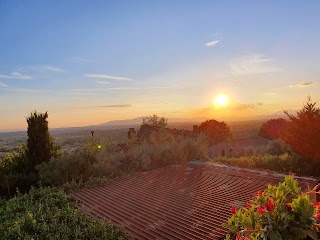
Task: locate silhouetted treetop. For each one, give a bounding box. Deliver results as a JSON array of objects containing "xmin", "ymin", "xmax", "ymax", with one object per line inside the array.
[
  {"xmin": 281, "ymin": 97, "xmax": 320, "ymax": 175},
  {"xmin": 142, "ymin": 115, "xmax": 168, "ymax": 128},
  {"xmin": 285, "ymin": 96, "xmax": 320, "ymax": 121},
  {"xmin": 258, "ymin": 118, "xmax": 288, "ymax": 140},
  {"xmin": 198, "ymin": 119, "xmax": 232, "ymax": 145}
]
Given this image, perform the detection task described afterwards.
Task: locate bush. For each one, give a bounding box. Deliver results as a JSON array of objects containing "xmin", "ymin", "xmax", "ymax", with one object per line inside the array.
[
  {"xmin": 120, "ymin": 135, "xmax": 209, "ymax": 171},
  {"xmin": 37, "ymin": 134, "xmax": 209, "ymax": 187},
  {"xmin": 226, "ymin": 176, "xmax": 320, "ymax": 239},
  {"xmin": 265, "ymin": 139, "xmax": 294, "ymax": 156},
  {"xmin": 36, "ymin": 154, "xmax": 96, "ymax": 186},
  {"xmin": 37, "ymin": 137, "xmax": 118, "ymax": 187},
  {"xmin": 0, "ymin": 187, "xmax": 126, "ymax": 240},
  {"xmin": 0, "ymin": 148, "xmax": 38, "ymax": 198}
]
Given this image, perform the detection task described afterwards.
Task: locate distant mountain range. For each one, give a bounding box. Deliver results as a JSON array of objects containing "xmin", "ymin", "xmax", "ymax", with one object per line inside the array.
[
  {"xmin": 97, "ymin": 117, "xmax": 207, "ymax": 127},
  {"xmin": 97, "ymin": 109, "xmax": 297, "ymax": 127},
  {"xmin": 0, "ymin": 109, "xmax": 298, "ymax": 134}
]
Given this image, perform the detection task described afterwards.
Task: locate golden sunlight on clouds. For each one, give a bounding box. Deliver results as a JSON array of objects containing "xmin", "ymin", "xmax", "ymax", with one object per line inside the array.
[{"xmin": 214, "ymin": 94, "xmax": 229, "ymax": 108}]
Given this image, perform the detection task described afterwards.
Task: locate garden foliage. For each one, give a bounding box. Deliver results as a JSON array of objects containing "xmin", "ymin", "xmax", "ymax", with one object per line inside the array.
[
  {"xmin": 226, "ymin": 176, "xmax": 320, "ymax": 240},
  {"xmin": 0, "ymin": 187, "xmax": 126, "ymax": 240}
]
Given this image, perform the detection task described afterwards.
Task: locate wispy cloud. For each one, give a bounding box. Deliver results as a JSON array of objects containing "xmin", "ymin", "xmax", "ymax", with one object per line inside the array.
[
  {"xmin": 17, "ymin": 65, "xmax": 64, "ymax": 72},
  {"xmin": 84, "ymin": 74, "xmax": 132, "ymax": 81},
  {"xmin": 68, "ymin": 86, "xmax": 169, "ymax": 93},
  {"xmin": 0, "ymin": 72, "xmax": 32, "ymax": 79},
  {"xmin": 232, "ymin": 103, "xmax": 256, "ymax": 110},
  {"xmin": 231, "ymin": 102, "xmax": 264, "ymax": 110},
  {"xmin": 41, "ymin": 65, "xmax": 64, "ymax": 72},
  {"xmin": 70, "ymin": 57, "xmax": 93, "ymax": 63},
  {"xmin": 0, "ymin": 82, "xmax": 8, "ymax": 88},
  {"xmin": 230, "ymin": 54, "xmax": 280, "ymax": 75},
  {"xmin": 289, "ymin": 81, "xmax": 316, "ymax": 87},
  {"xmin": 70, "ymin": 87, "xmax": 139, "ymax": 92},
  {"xmin": 96, "ymin": 80, "xmax": 111, "ymax": 85},
  {"xmin": 143, "ymin": 86, "xmax": 170, "ymax": 89},
  {"xmin": 205, "ymin": 40, "xmax": 220, "ymax": 47},
  {"xmin": 6, "ymin": 88, "xmax": 50, "ymax": 93},
  {"xmin": 96, "ymin": 104, "xmax": 132, "ymax": 108}
]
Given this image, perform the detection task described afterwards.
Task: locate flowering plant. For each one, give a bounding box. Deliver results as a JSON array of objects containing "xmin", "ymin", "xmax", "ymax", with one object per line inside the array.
[{"xmin": 226, "ymin": 176, "xmax": 320, "ymax": 240}]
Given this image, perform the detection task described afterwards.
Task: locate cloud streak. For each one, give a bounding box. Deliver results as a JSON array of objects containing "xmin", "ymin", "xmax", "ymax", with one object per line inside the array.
[
  {"xmin": 230, "ymin": 54, "xmax": 280, "ymax": 75},
  {"xmin": 84, "ymin": 74, "xmax": 132, "ymax": 81},
  {"xmin": 0, "ymin": 72, "xmax": 32, "ymax": 79},
  {"xmin": 97, "ymin": 104, "xmax": 132, "ymax": 108},
  {"xmin": 231, "ymin": 102, "xmax": 264, "ymax": 110},
  {"xmin": 205, "ymin": 40, "xmax": 220, "ymax": 47},
  {"xmin": 69, "ymin": 86, "xmax": 170, "ymax": 93},
  {"xmin": 96, "ymin": 80, "xmax": 111, "ymax": 85},
  {"xmin": 289, "ymin": 81, "xmax": 316, "ymax": 87},
  {"xmin": 0, "ymin": 82, "xmax": 8, "ymax": 88},
  {"xmin": 232, "ymin": 103, "xmax": 256, "ymax": 110},
  {"xmin": 41, "ymin": 65, "xmax": 64, "ymax": 72},
  {"xmin": 70, "ymin": 57, "xmax": 93, "ymax": 63},
  {"xmin": 70, "ymin": 87, "xmax": 139, "ymax": 92},
  {"xmin": 6, "ymin": 88, "xmax": 50, "ymax": 93}
]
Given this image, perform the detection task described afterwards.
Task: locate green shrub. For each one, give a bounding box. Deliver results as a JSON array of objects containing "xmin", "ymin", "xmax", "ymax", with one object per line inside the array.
[
  {"xmin": 0, "ymin": 187, "xmax": 126, "ymax": 240},
  {"xmin": 37, "ymin": 134, "xmax": 209, "ymax": 187},
  {"xmin": 36, "ymin": 153, "xmax": 96, "ymax": 186},
  {"xmin": 0, "ymin": 149, "xmax": 38, "ymax": 198},
  {"xmin": 37, "ymin": 137, "xmax": 118, "ymax": 187},
  {"xmin": 119, "ymin": 135, "xmax": 209, "ymax": 171},
  {"xmin": 265, "ymin": 139, "xmax": 293, "ymax": 156}
]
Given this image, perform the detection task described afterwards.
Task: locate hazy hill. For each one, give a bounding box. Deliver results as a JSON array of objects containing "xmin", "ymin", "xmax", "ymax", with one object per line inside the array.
[{"xmin": 98, "ymin": 117, "xmax": 206, "ymax": 127}]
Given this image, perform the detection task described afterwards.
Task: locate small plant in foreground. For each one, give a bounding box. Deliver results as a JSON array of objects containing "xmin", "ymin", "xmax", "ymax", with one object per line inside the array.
[{"xmin": 226, "ymin": 176, "xmax": 320, "ymax": 240}]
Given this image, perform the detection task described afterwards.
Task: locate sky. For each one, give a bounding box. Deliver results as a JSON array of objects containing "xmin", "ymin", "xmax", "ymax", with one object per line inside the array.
[{"xmin": 0, "ymin": 1, "xmax": 320, "ymax": 130}]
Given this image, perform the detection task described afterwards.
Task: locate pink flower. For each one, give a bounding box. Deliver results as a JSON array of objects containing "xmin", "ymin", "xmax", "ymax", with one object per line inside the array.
[
  {"xmin": 314, "ymin": 202, "xmax": 320, "ymax": 209},
  {"xmin": 247, "ymin": 203, "xmax": 252, "ymax": 209},
  {"xmin": 257, "ymin": 190, "xmax": 263, "ymax": 196},
  {"xmin": 231, "ymin": 206, "xmax": 238, "ymax": 214}
]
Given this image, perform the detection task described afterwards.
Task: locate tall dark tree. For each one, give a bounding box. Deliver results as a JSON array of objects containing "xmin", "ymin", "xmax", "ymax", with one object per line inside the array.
[
  {"xmin": 282, "ymin": 97, "xmax": 320, "ymax": 173},
  {"xmin": 258, "ymin": 118, "xmax": 288, "ymax": 140},
  {"xmin": 198, "ymin": 119, "xmax": 232, "ymax": 145},
  {"xmin": 25, "ymin": 111, "xmax": 60, "ymax": 170}
]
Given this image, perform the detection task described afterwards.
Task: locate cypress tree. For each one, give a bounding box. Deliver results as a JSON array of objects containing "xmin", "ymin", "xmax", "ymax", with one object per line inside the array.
[{"xmin": 25, "ymin": 111, "xmax": 58, "ymax": 170}]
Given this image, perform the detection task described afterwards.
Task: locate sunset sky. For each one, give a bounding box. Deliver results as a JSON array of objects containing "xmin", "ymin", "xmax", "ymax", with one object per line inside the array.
[{"xmin": 1, "ymin": 1, "xmax": 320, "ymax": 130}]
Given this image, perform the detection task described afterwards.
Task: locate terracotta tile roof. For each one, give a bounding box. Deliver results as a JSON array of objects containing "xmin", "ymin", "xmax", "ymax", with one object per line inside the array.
[{"xmin": 69, "ymin": 163, "xmax": 316, "ymax": 240}]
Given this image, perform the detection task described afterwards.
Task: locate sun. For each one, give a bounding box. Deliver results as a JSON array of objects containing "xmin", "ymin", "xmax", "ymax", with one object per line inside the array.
[{"xmin": 214, "ymin": 94, "xmax": 229, "ymax": 107}]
